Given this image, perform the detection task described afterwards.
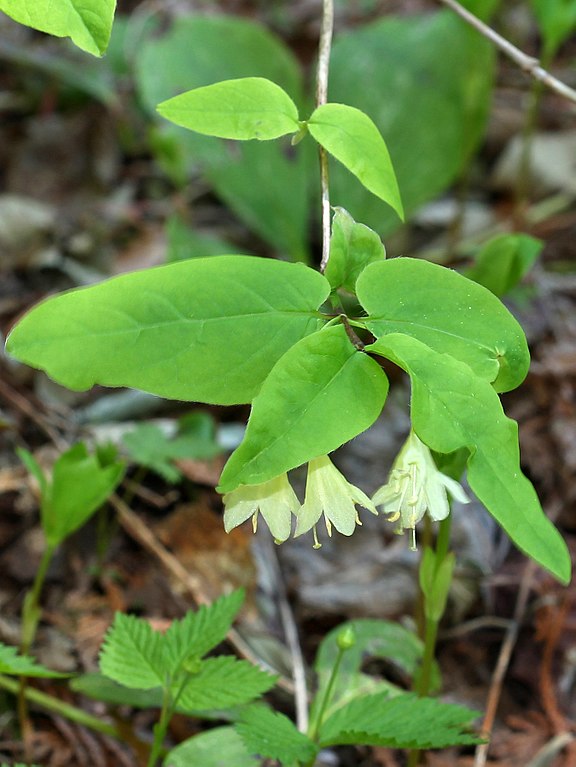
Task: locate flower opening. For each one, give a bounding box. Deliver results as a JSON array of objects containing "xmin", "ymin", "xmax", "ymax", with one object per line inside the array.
[
  {"xmin": 223, "ymin": 473, "xmax": 299, "ymax": 543},
  {"xmin": 373, "ymin": 431, "xmax": 469, "ymax": 550},
  {"xmin": 295, "ymin": 455, "xmax": 377, "ymax": 548}
]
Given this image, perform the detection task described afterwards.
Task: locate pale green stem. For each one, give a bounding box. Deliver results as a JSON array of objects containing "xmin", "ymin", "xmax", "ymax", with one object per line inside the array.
[
  {"xmin": 0, "ymin": 673, "xmax": 122, "ymax": 739},
  {"xmin": 305, "ymin": 643, "xmax": 347, "ymax": 767},
  {"xmin": 317, "ymin": 0, "xmax": 334, "ymax": 273},
  {"xmin": 408, "ymin": 516, "xmax": 453, "ymax": 767}
]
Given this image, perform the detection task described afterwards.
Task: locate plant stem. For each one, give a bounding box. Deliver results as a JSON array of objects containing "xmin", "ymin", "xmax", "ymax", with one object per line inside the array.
[
  {"xmin": 408, "ymin": 517, "xmax": 453, "ymax": 767},
  {"xmin": 146, "ymin": 688, "xmax": 173, "ymax": 767},
  {"xmin": 317, "ymin": 0, "xmax": 334, "ymax": 273},
  {"xmin": 307, "ymin": 643, "xmax": 346, "ymax": 750},
  {"xmin": 436, "ymin": 0, "xmax": 576, "ymax": 105},
  {"xmin": 0, "ymin": 674, "xmax": 122, "ymax": 739}
]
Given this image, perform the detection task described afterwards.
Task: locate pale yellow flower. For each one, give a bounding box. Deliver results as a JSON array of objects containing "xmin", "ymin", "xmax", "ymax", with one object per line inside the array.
[
  {"xmin": 223, "ymin": 474, "xmax": 299, "ymax": 542},
  {"xmin": 373, "ymin": 431, "xmax": 469, "ymax": 550},
  {"xmin": 295, "ymin": 455, "xmax": 377, "ymax": 548}
]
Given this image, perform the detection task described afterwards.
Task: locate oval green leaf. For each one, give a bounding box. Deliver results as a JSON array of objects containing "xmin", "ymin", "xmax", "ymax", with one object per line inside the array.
[
  {"xmin": 325, "ymin": 208, "xmax": 386, "ymax": 294},
  {"xmin": 357, "ymin": 258, "xmax": 530, "ymax": 392},
  {"xmin": 0, "ymin": 0, "xmax": 116, "ymax": 56},
  {"xmin": 307, "ymin": 103, "xmax": 403, "ymax": 219},
  {"xmin": 218, "ymin": 325, "xmax": 389, "ymax": 492},
  {"xmin": 6, "ymin": 257, "xmax": 330, "ymax": 405},
  {"xmin": 367, "ymin": 333, "xmax": 571, "ymax": 584},
  {"xmin": 157, "ymin": 77, "xmax": 300, "ymax": 141}
]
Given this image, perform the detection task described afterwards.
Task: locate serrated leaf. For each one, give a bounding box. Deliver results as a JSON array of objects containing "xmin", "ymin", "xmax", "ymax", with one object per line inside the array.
[
  {"xmin": 176, "ymin": 657, "xmax": 276, "ymax": 712},
  {"xmin": 465, "ymin": 233, "xmax": 541, "ymax": 297},
  {"xmin": 311, "ymin": 619, "xmax": 439, "ymax": 727},
  {"xmin": 367, "ymin": 333, "xmax": 571, "ymax": 584},
  {"xmin": 357, "ymin": 258, "xmax": 529, "ymax": 392},
  {"xmin": 164, "ymin": 727, "xmax": 259, "ymax": 767},
  {"xmin": 218, "ymin": 325, "xmax": 389, "ymax": 492},
  {"xmin": 100, "ymin": 613, "xmax": 166, "ymax": 690},
  {"xmin": 0, "ymin": 0, "xmax": 116, "ymax": 56},
  {"xmin": 0, "ymin": 642, "xmax": 68, "ymax": 678},
  {"xmin": 42, "ymin": 442, "xmax": 124, "ymax": 547},
  {"xmin": 158, "ymin": 77, "xmax": 300, "ymax": 141},
  {"xmin": 325, "ymin": 208, "xmax": 386, "ymax": 294},
  {"xmin": 6, "ymin": 257, "xmax": 330, "ymax": 405},
  {"xmin": 308, "ymin": 103, "xmax": 403, "ymax": 219},
  {"xmin": 164, "ymin": 590, "xmax": 244, "ymax": 668},
  {"xmin": 235, "ymin": 705, "xmax": 317, "ymax": 764},
  {"xmin": 319, "ymin": 690, "xmax": 482, "ymax": 749}
]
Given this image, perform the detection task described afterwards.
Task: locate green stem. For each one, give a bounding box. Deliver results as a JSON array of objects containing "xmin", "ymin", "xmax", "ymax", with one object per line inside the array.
[
  {"xmin": 0, "ymin": 673, "xmax": 122, "ymax": 739},
  {"xmin": 21, "ymin": 543, "xmax": 55, "ymax": 655},
  {"xmin": 307, "ymin": 644, "xmax": 346, "ymax": 752},
  {"xmin": 146, "ymin": 688, "xmax": 173, "ymax": 767},
  {"xmin": 434, "ymin": 514, "xmax": 452, "ymax": 563}
]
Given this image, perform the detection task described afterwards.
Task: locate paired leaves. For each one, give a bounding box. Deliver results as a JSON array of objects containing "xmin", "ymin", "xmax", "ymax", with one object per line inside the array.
[
  {"xmin": 6, "ymin": 257, "xmax": 330, "ymax": 405},
  {"xmin": 218, "ymin": 325, "xmax": 389, "ymax": 491},
  {"xmin": 368, "ymin": 333, "xmax": 571, "ymax": 583},
  {"xmin": 0, "ymin": 0, "xmax": 116, "ymax": 56},
  {"xmin": 158, "ymin": 77, "xmax": 403, "ymax": 218},
  {"xmin": 357, "ymin": 257, "xmax": 530, "ymax": 392}
]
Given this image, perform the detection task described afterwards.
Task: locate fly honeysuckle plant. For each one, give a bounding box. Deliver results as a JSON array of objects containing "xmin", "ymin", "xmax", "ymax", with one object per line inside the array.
[{"xmin": 4, "ymin": 73, "xmax": 570, "ymax": 585}]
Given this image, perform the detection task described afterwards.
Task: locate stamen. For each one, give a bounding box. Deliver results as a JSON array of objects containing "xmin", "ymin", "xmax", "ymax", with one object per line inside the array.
[
  {"xmin": 313, "ymin": 526, "xmax": 322, "ymax": 549},
  {"xmin": 409, "ymin": 526, "xmax": 417, "ymax": 551},
  {"xmin": 252, "ymin": 513, "xmax": 259, "ymax": 534}
]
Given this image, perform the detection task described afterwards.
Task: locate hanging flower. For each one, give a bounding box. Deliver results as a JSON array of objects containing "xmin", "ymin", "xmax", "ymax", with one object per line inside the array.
[
  {"xmin": 373, "ymin": 431, "xmax": 469, "ymax": 550},
  {"xmin": 295, "ymin": 455, "xmax": 377, "ymax": 548},
  {"xmin": 223, "ymin": 473, "xmax": 299, "ymax": 543}
]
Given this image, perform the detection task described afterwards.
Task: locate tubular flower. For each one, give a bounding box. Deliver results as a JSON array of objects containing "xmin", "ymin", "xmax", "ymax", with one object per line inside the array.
[
  {"xmin": 295, "ymin": 455, "xmax": 377, "ymax": 548},
  {"xmin": 223, "ymin": 473, "xmax": 299, "ymax": 543},
  {"xmin": 373, "ymin": 431, "xmax": 469, "ymax": 550}
]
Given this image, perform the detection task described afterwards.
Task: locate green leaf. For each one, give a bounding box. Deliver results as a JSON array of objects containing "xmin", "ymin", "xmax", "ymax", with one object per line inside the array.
[
  {"xmin": 319, "ymin": 690, "xmax": 482, "ymax": 749},
  {"xmin": 39, "ymin": 443, "xmax": 124, "ymax": 548},
  {"xmin": 356, "ymin": 258, "xmax": 530, "ymax": 393},
  {"xmin": 123, "ymin": 414, "xmax": 222, "ymax": 483},
  {"xmin": 311, "ymin": 619, "xmax": 439, "ymax": 726},
  {"xmin": 218, "ymin": 325, "xmax": 389, "ymax": 492},
  {"xmin": 325, "ymin": 208, "xmax": 386, "ymax": 294},
  {"xmin": 0, "ymin": 0, "xmax": 116, "ymax": 56},
  {"xmin": 176, "ymin": 657, "xmax": 276, "ymax": 712},
  {"xmin": 367, "ymin": 333, "xmax": 571, "ymax": 584},
  {"xmin": 71, "ymin": 673, "xmax": 163, "ymax": 708},
  {"xmin": 308, "ymin": 103, "xmax": 403, "ymax": 219},
  {"xmin": 164, "ymin": 590, "xmax": 244, "ymax": 667},
  {"xmin": 135, "ymin": 15, "xmax": 310, "ymax": 261},
  {"xmin": 465, "ymin": 233, "xmax": 542, "ymax": 297},
  {"xmin": 6, "ymin": 257, "xmax": 330, "ymax": 405},
  {"xmin": 158, "ymin": 78, "xmax": 300, "ymax": 141},
  {"xmin": 235, "ymin": 705, "xmax": 317, "ymax": 764},
  {"xmin": 100, "ymin": 613, "xmax": 166, "ymax": 690},
  {"xmin": 329, "ymin": 11, "xmax": 494, "ymax": 235},
  {"xmin": 0, "ymin": 642, "xmax": 68, "ymax": 678},
  {"xmin": 16, "ymin": 447, "xmax": 48, "ymax": 496},
  {"xmin": 164, "ymin": 727, "xmax": 259, "ymax": 767},
  {"xmin": 530, "ymin": 0, "xmax": 576, "ymax": 53}
]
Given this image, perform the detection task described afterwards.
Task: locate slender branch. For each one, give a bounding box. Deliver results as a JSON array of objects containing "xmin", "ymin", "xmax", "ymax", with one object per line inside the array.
[
  {"xmin": 436, "ymin": 0, "xmax": 576, "ymax": 106},
  {"xmin": 317, "ymin": 0, "xmax": 335, "ymax": 272}
]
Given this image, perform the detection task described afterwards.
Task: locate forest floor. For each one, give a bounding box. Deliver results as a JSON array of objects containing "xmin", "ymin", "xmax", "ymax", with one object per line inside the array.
[{"xmin": 0, "ymin": 1, "xmax": 576, "ymax": 766}]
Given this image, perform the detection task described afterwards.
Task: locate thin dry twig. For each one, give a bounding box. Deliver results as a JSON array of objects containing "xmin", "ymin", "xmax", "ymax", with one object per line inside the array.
[
  {"xmin": 474, "ymin": 558, "xmax": 538, "ymax": 767},
  {"xmin": 437, "ymin": 0, "xmax": 576, "ymax": 106},
  {"xmin": 110, "ymin": 494, "xmax": 295, "ymax": 695},
  {"xmin": 317, "ymin": 0, "xmax": 334, "ymax": 272}
]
